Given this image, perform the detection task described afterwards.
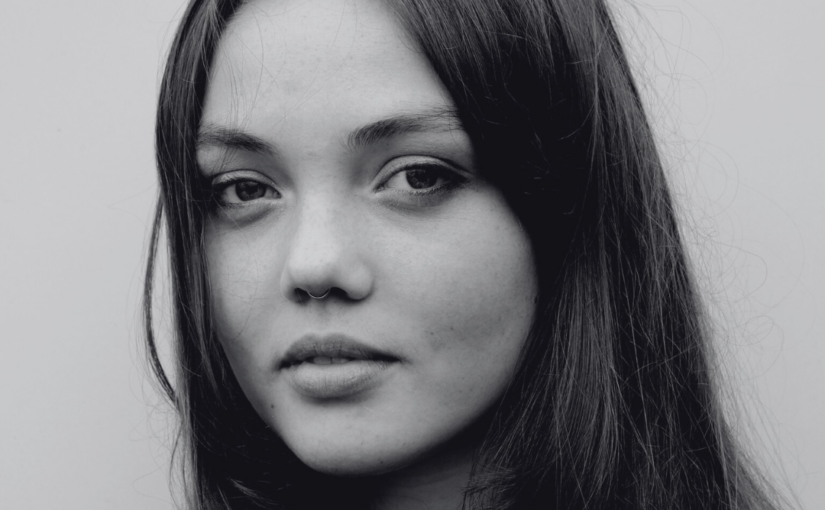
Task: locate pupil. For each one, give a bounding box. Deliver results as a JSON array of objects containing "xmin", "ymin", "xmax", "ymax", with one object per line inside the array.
[
  {"xmin": 405, "ymin": 168, "xmax": 439, "ymax": 189},
  {"xmin": 235, "ymin": 181, "xmax": 265, "ymax": 201}
]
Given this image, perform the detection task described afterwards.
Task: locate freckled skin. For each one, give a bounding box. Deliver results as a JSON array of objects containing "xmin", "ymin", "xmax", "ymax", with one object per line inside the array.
[{"xmin": 201, "ymin": 0, "xmax": 537, "ymax": 482}]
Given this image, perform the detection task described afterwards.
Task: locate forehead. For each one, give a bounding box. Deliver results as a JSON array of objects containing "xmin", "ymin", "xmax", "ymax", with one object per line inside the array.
[{"xmin": 202, "ymin": 0, "xmax": 453, "ymax": 138}]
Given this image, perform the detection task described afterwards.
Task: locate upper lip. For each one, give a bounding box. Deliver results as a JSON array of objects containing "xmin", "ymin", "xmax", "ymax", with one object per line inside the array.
[{"xmin": 279, "ymin": 334, "xmax": 397, "ymax": 368}]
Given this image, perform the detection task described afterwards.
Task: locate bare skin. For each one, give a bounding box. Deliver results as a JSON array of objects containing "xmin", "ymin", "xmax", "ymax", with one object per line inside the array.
[{"xmin": 198, "ymin": 1, "xmax": 537, "ymax": 508}]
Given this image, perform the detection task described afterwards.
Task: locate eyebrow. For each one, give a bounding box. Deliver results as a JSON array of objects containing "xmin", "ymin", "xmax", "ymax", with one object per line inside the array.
[
  {"xmin": 196, "ymin": 107, "xmax": 463, "ymax": 156},
  {"xmin": 197, "ymin": 125, "xmax": 278, "ymax": 157},
  {"xmin": 344, "ymin": 107, "xmax": 462, "ymax": 151}
]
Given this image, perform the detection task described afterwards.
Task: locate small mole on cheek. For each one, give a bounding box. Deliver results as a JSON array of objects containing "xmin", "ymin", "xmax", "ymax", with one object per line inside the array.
[{"xmin": 270, "ymin": 404, "xmax": 275, "ymax": 409}]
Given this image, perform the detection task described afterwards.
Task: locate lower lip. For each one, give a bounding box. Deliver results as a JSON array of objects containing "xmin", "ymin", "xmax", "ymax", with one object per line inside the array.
[{"xmin": 284, "ymin": 359, "xmax": 395, "ymax": 400}]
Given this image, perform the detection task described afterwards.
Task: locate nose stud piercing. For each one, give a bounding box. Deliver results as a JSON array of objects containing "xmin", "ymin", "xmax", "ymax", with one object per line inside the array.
[{"xmin": 307, "ymin": 289, "xmax": 331, "ymax": 300}]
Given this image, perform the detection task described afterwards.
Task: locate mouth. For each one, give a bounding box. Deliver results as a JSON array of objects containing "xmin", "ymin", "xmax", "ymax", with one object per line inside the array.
[
  {"xmin": 279, "ymin": 335, "xmax": 399, "ymax": 400},
  {"xmin": 279, "ymin": 335, "xmax": 398, "ymax": 369}
]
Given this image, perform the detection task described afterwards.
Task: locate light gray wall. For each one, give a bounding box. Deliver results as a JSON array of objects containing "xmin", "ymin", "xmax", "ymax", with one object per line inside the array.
[{"xmin": 0, "ymin": 1, "xmax": 821, "ymax": 508}]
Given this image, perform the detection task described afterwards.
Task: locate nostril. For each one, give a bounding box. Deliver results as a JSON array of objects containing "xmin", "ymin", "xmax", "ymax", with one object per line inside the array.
[
  {"xmin": 296, "ymin": 287, "xmax": 342, "ymax": 302},
  {"xmin": 306, "ymin": 288, "xmax": 332, "ymax": 300}
]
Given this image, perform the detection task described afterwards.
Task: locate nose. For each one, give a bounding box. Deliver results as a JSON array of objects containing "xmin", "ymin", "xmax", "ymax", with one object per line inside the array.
[{"xmin": 279, "ymin": 197, "xmax": 374, "ymax": 303}]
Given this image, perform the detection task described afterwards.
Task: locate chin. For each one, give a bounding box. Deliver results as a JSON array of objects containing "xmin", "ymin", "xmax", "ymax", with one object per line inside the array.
[{"xmin": 290, "ymin": 442, "xmax": 417, "ymax": 478}]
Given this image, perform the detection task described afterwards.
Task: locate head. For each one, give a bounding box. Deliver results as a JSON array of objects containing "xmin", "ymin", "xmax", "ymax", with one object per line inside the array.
[
  {"xmin": 198, "ymin": 0, "xmax": 537, "ymax": 477},
  {"xmin": 147, "ymin": 0, "xmax": 776, "ymax": 509}
]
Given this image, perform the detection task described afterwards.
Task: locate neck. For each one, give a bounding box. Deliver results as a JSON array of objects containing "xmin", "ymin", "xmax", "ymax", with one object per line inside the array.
[{"xmin": 368, "ymin": 444, "xmax": 474, "ymax": 510}]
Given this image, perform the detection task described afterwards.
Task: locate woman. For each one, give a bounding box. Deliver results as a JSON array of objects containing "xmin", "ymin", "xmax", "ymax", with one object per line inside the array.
[{"xmin": 144, "ymin": 0, "xmax": 783, "ymax": 508}]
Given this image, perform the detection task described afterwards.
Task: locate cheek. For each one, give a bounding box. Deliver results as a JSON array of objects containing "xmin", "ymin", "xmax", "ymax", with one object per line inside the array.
[
  {"xmin": 383, "ymin": 195, "xmax": 538, "ymax": 394},
  {"xmin": 204, "ymin": 228, "xmax": 283, "ymax": 370},
  {"xmin": 384, "ymin": 213, "xmax": 537, "ymax": 447},
  {"xmin": 404, "ymin": 212, "xmax": 535, "ymax": 343}
]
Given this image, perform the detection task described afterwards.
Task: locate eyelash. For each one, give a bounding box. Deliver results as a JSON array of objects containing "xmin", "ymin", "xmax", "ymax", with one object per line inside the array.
[
  {"xmin": 203, "ymin": 160, "xmax": 468, "ymax": 210},
  {"xmin": 207, "ymin": 173, "xmax": 280, "ymax": 208},
  {"xmin": 379, "ymin": 162, "xmax": 467, "ymax": 196}
]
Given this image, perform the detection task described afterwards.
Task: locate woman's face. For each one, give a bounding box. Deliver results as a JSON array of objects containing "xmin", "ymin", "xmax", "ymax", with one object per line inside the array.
[{"xmin": 199, "ymin": 0, "xmax": 537, "ymax": 476}]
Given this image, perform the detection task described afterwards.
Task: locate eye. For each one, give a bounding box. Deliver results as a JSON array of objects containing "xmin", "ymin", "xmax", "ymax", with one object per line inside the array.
[
  {"xmin": 211, "ymin": 171, "xmax": 280, "ymax": 206},
  {"xmin": 382, "ymin": 163, "xmax": 462, "ymax": 193}
]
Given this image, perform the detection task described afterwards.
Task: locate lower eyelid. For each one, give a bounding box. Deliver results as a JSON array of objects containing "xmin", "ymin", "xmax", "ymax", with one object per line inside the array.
[
  {"xmin": 384, "ymin": 178, "xmax": 468, "ymax": 205},
  {"xmin": 414, "ymin": 178, "xmax": 464, "ymax": 194}
]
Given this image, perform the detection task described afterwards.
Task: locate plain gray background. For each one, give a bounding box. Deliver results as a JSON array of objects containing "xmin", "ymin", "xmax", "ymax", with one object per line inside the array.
[{"xmin": 0, "ymin": 0, "xmax": 822, "ymax": 508}]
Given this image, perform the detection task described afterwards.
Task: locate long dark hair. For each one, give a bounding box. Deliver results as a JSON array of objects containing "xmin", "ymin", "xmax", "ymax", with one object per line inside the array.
[{"xmin": 145, "ymin": 0, "xmax": 782, "ymax": 508}]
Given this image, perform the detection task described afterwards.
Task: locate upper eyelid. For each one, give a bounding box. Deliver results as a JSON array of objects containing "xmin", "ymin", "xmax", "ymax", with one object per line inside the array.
[
  {"xmin": 380, "ymin": 155, "xmax": 466, "ymax": 177},
  {"xmin": 378, "ymin": 157, "xmax": 465, "ymax": 185},
  {"xmin": 210, "ymin": 169, "xmax": 277, "ymax": 185},
  {"xmin": 204, "ymin": 156, "xmax": 467, "ymax": 187}
]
